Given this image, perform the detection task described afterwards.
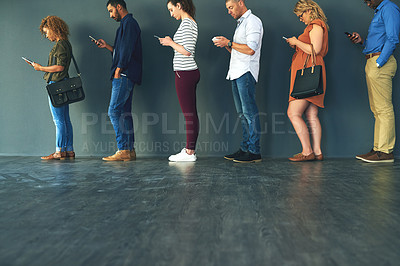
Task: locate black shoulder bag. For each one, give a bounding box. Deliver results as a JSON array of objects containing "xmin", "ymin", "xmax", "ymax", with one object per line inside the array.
[
  {"xmin": 46, "ymin": 54, "xmax": 85, "ymax": 107},
  {"xmin": 291, "ymin": 44, "xmax": 323, "ymax": 99}
]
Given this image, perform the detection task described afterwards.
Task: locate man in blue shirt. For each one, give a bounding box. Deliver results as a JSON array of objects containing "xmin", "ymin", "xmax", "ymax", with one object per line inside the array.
[
  {"xmin": 94, "ymin": 0, "xmax": 143, "ymax": 161},
  {"xmin": 350, "ymin": 0, "xmax": 400, "ymax": 163}
]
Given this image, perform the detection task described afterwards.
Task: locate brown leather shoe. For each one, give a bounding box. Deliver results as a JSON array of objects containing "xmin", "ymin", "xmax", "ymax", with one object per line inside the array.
[
  {"xmin": 289, "ymin": 152, "xmax": 315, "ymax": 162},
  {"xmin": 315, "ymin": 154, "xmax": 324, "ymax": 161},
  {"xmin": 361, "ymin": 151, "xmax": 394, "ymax": 163},
  {"xmin": 66, "ymin": 151, "xmax": 75, "ymax": 160},
  {"xmin": 356, "ymin": 149, "xmax": 376, "ymax": 160},
  {"xmin": 130, "ymin": 149, "xmax": 136, "ymax": 160},
  {"xmin": 102, "ymin": 150, "xmax": 131, "ymax": 161},
  {"xmin": 41, "ymin": 152, "xmax": 67, "ymax": 160}
]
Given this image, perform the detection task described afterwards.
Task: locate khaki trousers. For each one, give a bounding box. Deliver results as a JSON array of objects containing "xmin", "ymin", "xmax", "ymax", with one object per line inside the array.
[{"xmin": 365, "ymin": 55, "xmax": 397, "ymax": 154}]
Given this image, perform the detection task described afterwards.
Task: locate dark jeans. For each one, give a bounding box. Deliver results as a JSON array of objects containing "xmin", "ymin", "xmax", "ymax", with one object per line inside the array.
[{"xmin": 108, "ymin": 76, "xmax": 135, "ymax": 151}]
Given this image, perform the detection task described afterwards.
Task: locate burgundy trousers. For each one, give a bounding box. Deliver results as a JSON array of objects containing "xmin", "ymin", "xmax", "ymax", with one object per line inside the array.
[{"xmin": 175, "ymin": 69, "xmax": 200, "ymax": 150}]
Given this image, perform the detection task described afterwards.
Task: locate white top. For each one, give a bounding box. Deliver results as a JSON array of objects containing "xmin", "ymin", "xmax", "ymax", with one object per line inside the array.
[
  {"xmin": 173, "ymin": 18, "xmax": 198, "ymax": 71},
  {"xmin": 226, "ymin": 10, "xmax": 264, "ymax": 82}
]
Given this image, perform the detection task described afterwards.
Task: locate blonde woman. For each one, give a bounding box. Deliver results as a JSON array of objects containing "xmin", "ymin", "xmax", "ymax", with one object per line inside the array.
[
  {"xmin": 27, "ymin": 16, "xmax": 74, "ymax": 160},
  {"xmin": 286, "ymin": 0, "xmax": 329, "ymax": 162}
]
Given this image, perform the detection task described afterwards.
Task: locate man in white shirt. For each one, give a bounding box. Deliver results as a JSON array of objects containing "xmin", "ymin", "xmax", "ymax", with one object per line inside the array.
[{"xmin": 214, "ymin": 0, "xmax": 263, "ymax": 163}]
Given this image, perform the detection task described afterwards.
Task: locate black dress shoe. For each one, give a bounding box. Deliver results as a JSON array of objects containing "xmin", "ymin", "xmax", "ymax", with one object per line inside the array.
[
  {"xmin": 233, "ymin": 152, "xmax": 262, "ymax": 163},
  {"xmin": 224, "ymin": 149, "xmax": 246, "ymax": 161}
]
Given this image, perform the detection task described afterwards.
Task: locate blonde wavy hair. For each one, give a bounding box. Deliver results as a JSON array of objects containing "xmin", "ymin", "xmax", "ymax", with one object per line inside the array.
[
  {"xmin": 39, "ymin": 16, "xmax": 69, "ymax": 40},
  {"xmin": 294, "ymin": 0, "xmax": 329, "ymax": 30}
]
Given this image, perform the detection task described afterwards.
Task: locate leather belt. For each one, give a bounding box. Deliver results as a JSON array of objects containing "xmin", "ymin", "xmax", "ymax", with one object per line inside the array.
[{"xmin": 365, "ymin": 52, "xmax": 381, "ymax": 60}]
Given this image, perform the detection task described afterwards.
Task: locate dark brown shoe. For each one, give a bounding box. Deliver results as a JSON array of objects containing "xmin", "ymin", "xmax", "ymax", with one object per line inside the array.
[
  {"xmin": 361, "ymin": 151, "xmax": 394, "ymax": 163},
  {"xmin": 41, "ymin": 152, "xmax": 67, "ymax": 160},
  {"xmin": 315, "ymin": 154, "xmax": 324, "ymax": 161},
  {"xmin": 130, "ymin": 149, "xmax": 136, "ymax": 160},
  {"xmin": 66, "ymin": 151, "xmax": 75, "ymax": 160},
  {"xmin": 289, "ymin": 152, "xmax": 315, "ymax": 162},
  {"xmin": 356, "ymin": 149, "xmax": 376, "ymax": 160}
]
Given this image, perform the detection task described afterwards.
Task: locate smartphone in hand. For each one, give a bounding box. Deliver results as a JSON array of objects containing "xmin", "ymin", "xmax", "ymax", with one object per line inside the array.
[
  {"xmin": 22, "ymin": 57, "xmax": 34, "ymax": 65},
  {"xmin": 89, "ymin": 35, "xmax": 98, "ymax": 43},
  {"xmin": 344, "ymin": 32, "xmax": 352, "ymax": 37}
]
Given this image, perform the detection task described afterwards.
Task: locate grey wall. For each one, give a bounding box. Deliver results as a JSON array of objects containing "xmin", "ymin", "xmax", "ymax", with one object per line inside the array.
[{"xmin": 1, "ymin": 0, "xmax": 400, "ymax": 158}]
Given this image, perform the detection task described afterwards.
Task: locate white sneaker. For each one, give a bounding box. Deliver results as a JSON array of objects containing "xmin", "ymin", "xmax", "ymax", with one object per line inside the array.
[{"xmin": 168, "ymin": 148, "xmax": 197, "ymax": 162}]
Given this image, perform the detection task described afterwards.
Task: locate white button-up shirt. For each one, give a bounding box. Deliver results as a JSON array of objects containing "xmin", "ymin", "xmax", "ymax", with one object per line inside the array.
[{"xmin": 226, "ymin": 10, "xmax": 264, "ymax": 82}]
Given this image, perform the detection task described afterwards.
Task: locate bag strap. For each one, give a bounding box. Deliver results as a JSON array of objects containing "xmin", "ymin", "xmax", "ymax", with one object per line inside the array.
[
  {"xmin": 300, "ymin": 44, "xmax": 317, "ymax": 75},
  {"xmin": 71, "ymin": 54, "xmax": 81, "ymax": 76},
  {"xmin": 310, "ymin": 44, "xmax": 317, "ymax": 67},
  {"xmin": 47, "ymin": 52, "xmax": 81, "ymax": 82}
]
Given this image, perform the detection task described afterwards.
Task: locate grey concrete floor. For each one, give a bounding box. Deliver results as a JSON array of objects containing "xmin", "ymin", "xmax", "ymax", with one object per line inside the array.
[{"xmin": 0, "ymin": 156, "xmax": 399, "ymax": 266}]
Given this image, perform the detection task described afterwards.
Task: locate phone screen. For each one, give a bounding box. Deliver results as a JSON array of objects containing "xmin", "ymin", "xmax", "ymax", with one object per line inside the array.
[
  {"xmin": 22, "ymin": 57, "xmax": 34, "ymax": 64},
  {"xmin": 89, "ymin": 35, "xmax": 97, "ymax": 42}
]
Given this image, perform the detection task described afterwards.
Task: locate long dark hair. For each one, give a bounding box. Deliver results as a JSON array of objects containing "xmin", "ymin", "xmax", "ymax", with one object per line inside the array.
[{"xmin": 168, "ymin": 0, "xmax": 196, "ymax": 18}]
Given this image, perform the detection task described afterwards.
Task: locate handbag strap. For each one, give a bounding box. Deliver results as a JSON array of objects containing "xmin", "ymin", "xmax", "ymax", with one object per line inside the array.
[
  {"xmin": 47, "ymin": 52, "xmax": 81, "ymax": 82},
  {"xmin": 310, "ymin": 44, "xmax": 317, "ymax": 67},
  {"xmin": 71, "ymin": 54, "xmax": 81, "ymax": 75},
  {"xmin": 301, "ymin": 44, "xmax": 317, "ymax": 75},
  {"xmin": 302, "ymin": 44, "xmax": 317, "ymax": 68}
]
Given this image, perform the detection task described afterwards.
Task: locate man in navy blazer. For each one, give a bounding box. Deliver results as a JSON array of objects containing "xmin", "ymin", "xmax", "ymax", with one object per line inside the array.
[{"xmin": 95, "ymin": 0, "xmax": 143, "ymax": 161}]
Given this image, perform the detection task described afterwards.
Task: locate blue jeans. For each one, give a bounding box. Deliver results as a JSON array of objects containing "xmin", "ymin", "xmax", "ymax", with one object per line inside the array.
[
  {"xmin": 108, "ymin": 76, "xmax": 135, "ymax": 151},
  {"xmin": 48, "ymin": 81, "xmax": 74, "ymax": 152},
  {"xmin": 231, "ymin": 72, "xmax": 261, "ymax": 154}
]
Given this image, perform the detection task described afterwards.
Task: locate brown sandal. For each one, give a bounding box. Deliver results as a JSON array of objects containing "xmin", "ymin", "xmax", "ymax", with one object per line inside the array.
[
  {"xmin": 289, "ymin": 152, "xmax": 315, "ymax": 162},
  {"xmin": 315, "ymin": 154, "xmax": 324, "ymax": 161}
]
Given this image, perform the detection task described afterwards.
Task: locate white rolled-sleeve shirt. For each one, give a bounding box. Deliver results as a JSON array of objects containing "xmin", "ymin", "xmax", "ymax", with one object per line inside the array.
[{"xmin": 226, "ymin": 10, "xmax": 264, "ymax": 82}]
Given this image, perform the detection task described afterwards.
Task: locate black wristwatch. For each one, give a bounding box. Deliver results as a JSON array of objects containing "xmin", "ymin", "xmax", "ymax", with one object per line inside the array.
[{"xmin": 228, "ymin": 41, "xmax": 233, "ymax": 48}]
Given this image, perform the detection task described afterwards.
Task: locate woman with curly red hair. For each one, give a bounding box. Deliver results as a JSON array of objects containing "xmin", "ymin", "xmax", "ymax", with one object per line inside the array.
[{"xmin": 27, "ymin": 16, "xmax": 75, "ymax": 160}]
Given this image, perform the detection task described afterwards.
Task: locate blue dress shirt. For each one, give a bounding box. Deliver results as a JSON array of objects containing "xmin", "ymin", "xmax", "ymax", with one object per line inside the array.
[{"xmin": 363, "ymin": 0, "xmax": 400, "ymax": 66}]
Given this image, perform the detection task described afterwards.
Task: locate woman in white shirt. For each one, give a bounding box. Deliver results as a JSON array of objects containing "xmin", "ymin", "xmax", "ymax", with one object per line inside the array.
[{"xmin": 159, "ymin": 0, "xmax": 200, "ymax": 162}]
